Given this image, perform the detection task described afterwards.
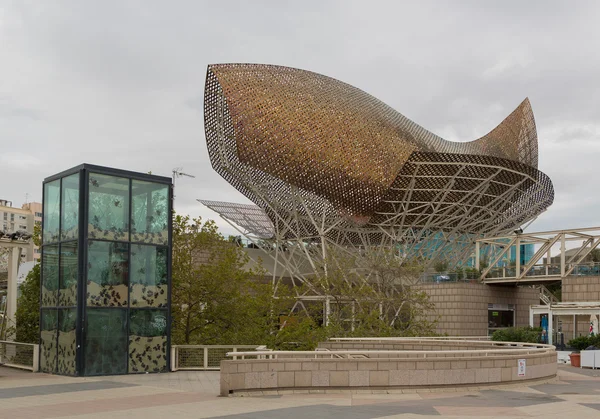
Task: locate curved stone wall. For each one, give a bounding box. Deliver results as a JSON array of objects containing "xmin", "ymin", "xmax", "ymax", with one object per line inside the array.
[{"xmin": 220, "ymin": 339, "xmax": 556, "ymax": 396}]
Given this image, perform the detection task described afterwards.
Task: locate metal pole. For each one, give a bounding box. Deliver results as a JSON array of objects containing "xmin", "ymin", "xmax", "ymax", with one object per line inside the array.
[{"xmin": 6, "ymin": 247, "xmax": 22, "ymax": 337}]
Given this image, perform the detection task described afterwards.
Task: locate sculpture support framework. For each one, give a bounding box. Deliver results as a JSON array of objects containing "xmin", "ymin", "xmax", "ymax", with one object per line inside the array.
[{"xmin": 200, "ymin": 64, "xmax": 554, "ymax": 323}]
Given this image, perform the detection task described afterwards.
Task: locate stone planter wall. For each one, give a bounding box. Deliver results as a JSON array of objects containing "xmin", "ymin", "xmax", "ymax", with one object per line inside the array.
[{"xmin": 220, "ymin": 350, "xmax": 557, "ymax": 396}]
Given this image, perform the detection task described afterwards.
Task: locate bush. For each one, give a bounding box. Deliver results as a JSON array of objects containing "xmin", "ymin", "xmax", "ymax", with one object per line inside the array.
[
  {"xmin": 491, "ymin": 326, "xmax": 542, "ymax": 343},
  {"xmin": 568, "ymin": 334, "xmax": 600, "ymax": 351}
]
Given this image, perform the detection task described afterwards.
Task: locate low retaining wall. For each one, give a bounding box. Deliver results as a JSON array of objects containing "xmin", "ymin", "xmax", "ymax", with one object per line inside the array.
[{"xmin": 220, "ymin": 340, "xmax": 557, "ymax": 396}]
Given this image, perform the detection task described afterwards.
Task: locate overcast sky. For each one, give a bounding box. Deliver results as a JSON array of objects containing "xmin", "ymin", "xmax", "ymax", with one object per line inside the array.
[{"xmin": 1, "ymin": 0, "xmax": 599, "ymax": 236}]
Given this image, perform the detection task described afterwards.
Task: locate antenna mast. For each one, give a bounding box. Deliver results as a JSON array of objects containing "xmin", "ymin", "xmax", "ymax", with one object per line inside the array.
[{"xmin": 172, "ymin": 167, "xmax": 196, "ymax": 211}]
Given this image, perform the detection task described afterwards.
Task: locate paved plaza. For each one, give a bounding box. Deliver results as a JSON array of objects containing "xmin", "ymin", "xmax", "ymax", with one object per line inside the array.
[{"xmin": 1, "ymin": 365, "xmax": 600, "ymax": 418}]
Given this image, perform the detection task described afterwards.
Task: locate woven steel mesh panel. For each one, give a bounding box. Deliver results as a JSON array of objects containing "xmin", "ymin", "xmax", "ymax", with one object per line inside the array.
[
  {"xmin": 177, "ymin": 347, "xmax": 204, "ymax": 369},
  {"xmin": 203, "ymin": 63, "xmax": 553, "ymax": 245}
]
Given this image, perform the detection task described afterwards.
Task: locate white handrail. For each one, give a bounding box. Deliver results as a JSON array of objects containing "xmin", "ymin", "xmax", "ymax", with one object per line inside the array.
[{"xmin": 0, "ymin": 340, "xmax": 39, "ymax": 371}]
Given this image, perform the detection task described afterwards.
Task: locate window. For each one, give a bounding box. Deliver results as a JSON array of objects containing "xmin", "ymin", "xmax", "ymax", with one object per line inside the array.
[
  {"xmin": 19, "ymin": 215, "xmax": 27, "ymax": 220},
  {"xmin": 85, "ymin": 309, "xmax": 128, "ymax": 375},
  {"xmin": 35, "ymin": 212, "xmax": 43, "ymax": 218},
  {"xmin": 88, "ymin": 173, "xmax": 129, "ymax": 241},
  {"xmin": 19, "ymin": 224, "xmax": 27, "ymax": 230},
  {"xmin": 2, "ymin": 213, "xmax": 6, "ymax": 220},
  {"xmin": 10, "ymin": 214, "xmax": 14, "ymax": 221}
]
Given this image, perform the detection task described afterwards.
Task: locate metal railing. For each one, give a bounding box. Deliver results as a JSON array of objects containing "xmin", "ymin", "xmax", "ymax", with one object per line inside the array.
[
  {"xmin": 170, "ymin": 345, "xmax": 267, "ymax": 371},
  {"xmin": 328, "ymin": 336, "xmax": 491, "ymax": 341},
  {"xmin": 420, "ymin": 271, "xmax": 480, "ymax": 284},
  {"xmin": 0, "ymin": 340, "xmax": 39, "ymax": 371},
  {"xmin": 227, "ymin": 342, "xmax": 555, "ymax": 361},
  {"xmin": 484, "ymin": 262, "xmax": 600, "ymax": 281}
]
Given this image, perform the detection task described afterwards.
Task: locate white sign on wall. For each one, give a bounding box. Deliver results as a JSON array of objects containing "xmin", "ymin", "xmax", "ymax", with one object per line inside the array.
[{"xmin": 518, "ymin": 359, "xmax": 526, "ymax": 377}]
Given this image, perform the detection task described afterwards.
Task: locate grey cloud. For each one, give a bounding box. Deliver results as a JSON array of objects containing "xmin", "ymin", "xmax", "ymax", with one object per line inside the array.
[{"xmin": 1, "ymin": 0, "xmax": 599, "ymax": 235}]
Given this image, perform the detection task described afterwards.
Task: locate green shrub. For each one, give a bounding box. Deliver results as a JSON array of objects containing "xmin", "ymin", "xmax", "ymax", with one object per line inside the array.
[
  {"xmin": 491, "ymin": 326, "xmax": 542, "ymax": 343},
  {"xmin": 568, "ymin": 334, "xmax": 600, "ymax": 351}
]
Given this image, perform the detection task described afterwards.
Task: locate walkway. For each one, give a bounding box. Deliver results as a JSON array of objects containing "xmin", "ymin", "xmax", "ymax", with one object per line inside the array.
[{"xmin": 1, "ymin": 365, "xmax": 600, "ymax": 418}]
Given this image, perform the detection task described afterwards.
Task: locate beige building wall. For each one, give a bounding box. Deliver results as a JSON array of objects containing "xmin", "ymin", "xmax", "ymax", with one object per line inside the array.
[
  {"xmin": 417, "ymin": 282, "xmax": 540, "ymax": 336},
  {"xmin": 559, "ymin": 276, "xmax": 600, "ymax": 339},
  {"xmin": 22, "ymin": 201, "xmax": 42, "ymax": 262},
  {"xmin": 0, "ymin": 200, "xmax": 36, "ymax": 266}
]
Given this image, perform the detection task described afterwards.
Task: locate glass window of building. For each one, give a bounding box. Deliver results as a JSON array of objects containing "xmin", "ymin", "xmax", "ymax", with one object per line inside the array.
[
  {"xmin": 130, "ymin": 245, "xmax": 167, "ymax": 308},
  {"xmin": 61, "ymin": 173, "xmax": 79, "ymax": 240},
  {"xmin": 43, "ymin": 180, "xmax": 60, "ymax": 243},
  {"xmin": 88, "ymin": 173, "xmax": 129, "ymax": 241},
  {"xmin": 87, "ymin": 241, "xmax": 129, "ymax": 307},
  {"xmin": 131, "ymin": 180, "xmax": 169, "ymax": 245}
]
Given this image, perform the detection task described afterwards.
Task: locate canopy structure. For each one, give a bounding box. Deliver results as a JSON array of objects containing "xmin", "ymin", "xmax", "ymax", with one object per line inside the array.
[{"xmin": 530, "ymin": 302, "xmax": 600, "ymax": 345}]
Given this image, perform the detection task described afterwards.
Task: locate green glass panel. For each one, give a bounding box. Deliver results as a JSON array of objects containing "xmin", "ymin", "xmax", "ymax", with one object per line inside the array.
[
  {"xmin": 41, "ymin": 245, "xmax": 59, "ymax": 307},
  {"xmin": 40, "ymin": 309, "xmax": 58, "ymax": 373},
  {"xmin": 130, "ymin": 245, "xmax": 167, "ymax": 308},
  {"xmin": 129, "ymin": 309, "xmax": 167, "ymax": 373},
  {"xmin": 88, "ymin": 173, "xmax": 129, "ymax": 241},
  {"xmin": 61, "ymin": 173, "xmax": 79, "ymax": 240},
  {"xmin": 59, "ymin": 242, "xmax": 78, "ymax": 306},
  {"xmin": 85, "ymin": 308, "xmax": 127, "ymax": 375},
  {"xmin": 43, "ymin": 180, "xmax": 60, "ymax": 244},
  {"xmin": 58, "ymin": 308, "xmax": 77, "ymax": 375},
  {"xmin": 131, "ymin": 180, "xmax": 169, "ymax": 245},
  {"xmin": 87, "ymin": 241, "xmax": 128, "ymax": 307}
]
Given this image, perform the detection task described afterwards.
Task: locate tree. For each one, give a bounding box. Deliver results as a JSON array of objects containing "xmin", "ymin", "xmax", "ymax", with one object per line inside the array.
[
  {"xmin": 13, "ymin": 264, "xmax": 40, "ymax": 343},
  {"xmin": 9, "ymin": 223, "xmax": 42, "ymax": 342},
  {"xmin": 288, "ymin": 246, "xmax": 438, "ymax": 341},
  {"xmin": 170, "ymin": 215, "xmax": 280, "ymax": 345}
]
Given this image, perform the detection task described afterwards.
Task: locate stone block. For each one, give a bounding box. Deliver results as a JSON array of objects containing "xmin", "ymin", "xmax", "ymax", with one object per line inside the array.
[
  {"xmin": 488, "ymin": 368, "xmax": 501, "ymax": 383},
  {"xmin": 268, "ymin": 362, "xmax": 285, "ymax": 371},
  {"xmin": 493, "ymin": 359, "xmax": 506, "ymax": 368},
  {"xmin": 319, "ymin": 362, "xmax": 337, "ymax": 371},
  {"xmin": 377, "ymin": 361, "xmax": 397, "ymax": 371},
  {"xmin": 237, "ymin": 363, "xmax": 251, "ymax": 373},
  {"xmin": 451, "ymin": 360, "xmax": 467, "ymax": 369},
  {"xmin": 427, "ymin": 369, "xmax": 445, "ymax": 385},
  {"xmin": 252, "ymin": 362, "xmax": 269, "ymax": 372},
  {"xmin": 434, "ymin": 361, "xmax": 451, "ymax": 370},
  {"xmin": 501, "ymin": 367, "xmax": 512, "ymax": 382},
  {"xmin": 337, "ymin": 361, "xmax": 358, "ymax": 371},
  {"xmin": 416, "ymin": 361, "xmax": 434, "ymax": 370},
  {"xmin": 481, "ymin": 360, "xmax": 494, "ymax": 368},
  {"xmin": 294, "ymin": 371, "xmax": 312, "ymax": 387},
  {"xmin": 245, "ymin": 372, "xmax": 261, "ymax": 389},
  {"xmin": 466, "ymin": 360, "xmax": 481, "ymax": 369},
  {"xmin": 369, "ymin": 370, "xmax": 389, "ymax": 386},
  {"xmin": 230, "ymin": 373, "xmax": 246, "ymax": 390},
  {"xmin": 389, "ymin": 369, "xmax": 408, "ymax": 385},
  {"xmin": 330, "ymin": 371, "xmax": 349, "ymax": 386},
  {"xmin": 475, "ymin": 368, "xmax": 489, "ymax": 383},
  {"xmin": 278, "ymin": 371, "xmax": 294, "ymax": 388},
  {"xmin": 311, "ymin": 370, "xmax": 329, "ymax": 387},
  {"xmin": 285, "ymin": 362, "xmax": 302, "ymax": 371},
  {"xmin": 357, "ymin": 361, "xmax": 378, "ymax": 371},
  {"xmin": 349, "ymin": 370, "xmax": 369, "ymax": 386},
  {"xmin": 260, "ymin": 371, "xmax": 277, "ymax": 389},
  {"xmin": 301, "ymin": 362, "xmax": 319, "ymax": 371}
]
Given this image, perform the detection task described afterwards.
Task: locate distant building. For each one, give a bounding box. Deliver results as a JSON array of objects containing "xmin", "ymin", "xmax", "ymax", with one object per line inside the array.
[
  {"xmin": 21, "ymin": 201, "xmax": 42, "ymax": 261},
  {"xmin": 0, "ymin": 199, "xmax": 41, "ymax": 267}
]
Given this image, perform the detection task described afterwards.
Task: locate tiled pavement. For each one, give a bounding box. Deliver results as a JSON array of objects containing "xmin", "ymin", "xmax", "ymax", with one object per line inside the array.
[{"xmin": 1, "ymin": 365, "xmax": 600, "ymax": 418}]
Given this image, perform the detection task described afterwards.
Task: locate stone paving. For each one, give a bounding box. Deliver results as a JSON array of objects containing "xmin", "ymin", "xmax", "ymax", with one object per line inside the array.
[{"xmin": 1, "ymin": 364, "xmax": 600, "ymax": 418}]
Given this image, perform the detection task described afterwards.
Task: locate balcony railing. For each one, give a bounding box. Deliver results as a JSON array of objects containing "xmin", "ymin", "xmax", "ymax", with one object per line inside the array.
[
  {"xmin": 170, "ymin": 345, "xmax": 266, "ymax": 371},
  {"xmin": 0, "ymin": 340, "xmax": 39, "ymax": 371}
]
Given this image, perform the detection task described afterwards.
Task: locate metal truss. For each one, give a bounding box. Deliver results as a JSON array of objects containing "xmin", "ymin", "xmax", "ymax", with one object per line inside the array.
[
  {"xmin": 200, "ymin": 63, "xmax": 555, "ymax": 323},
  {"xmin": 477, "ymin": 227, "xmax": 600, "ymax": 284}
]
